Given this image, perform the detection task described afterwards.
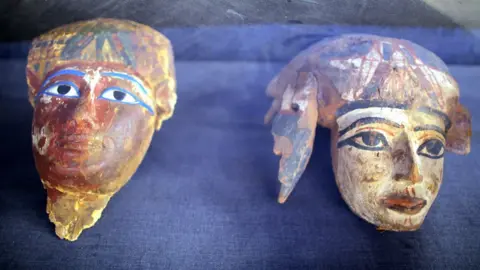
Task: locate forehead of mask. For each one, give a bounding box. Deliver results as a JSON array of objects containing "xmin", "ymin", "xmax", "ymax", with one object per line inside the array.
[
  {"xmin": 303, "ymin": 34, "xmax": 460, "ymax": 117},
  {"xmin": 26, "ymin": 18, "xmax": 174, "ymax": 101},
  {"xmin": 336, "ymin": 106, "xmax": 448, "ymax": 134}
]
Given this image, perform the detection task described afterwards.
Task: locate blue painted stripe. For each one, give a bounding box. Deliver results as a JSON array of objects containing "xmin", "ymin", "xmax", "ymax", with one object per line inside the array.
[
  {"xmin": 101, "ymin": 72, "xmax": 149, "ymax": 95},
  {"xmin": 41, "ymin": 69, "xmax": 85, "ymax": 88},
  {"xmin": 99, "ymin": 86, "xmax": 154, "ymax": 115}
]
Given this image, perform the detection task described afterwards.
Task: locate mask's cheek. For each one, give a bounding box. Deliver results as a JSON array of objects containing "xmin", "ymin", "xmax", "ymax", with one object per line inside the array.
[
  {"xmin": 32, "ymin": 125, "xmax": 53, "ymax": 157},
  {"xmin": 96, "ymin": 107, "xmax": 156, "ymax": 190},
  {"xmin": 335, "ymin": 146, "xmax": 393, "ymax": 221},
  {"xmin": 420, "ymin": 157, "xmax": 444, "ymax": 201},
  {"xmin": 105, "ymin": 106, "xmax": 155, "ymax": 152},
  {"xmin": 32, "ymin": 101, "xmax": 72, "ymax": 157}
]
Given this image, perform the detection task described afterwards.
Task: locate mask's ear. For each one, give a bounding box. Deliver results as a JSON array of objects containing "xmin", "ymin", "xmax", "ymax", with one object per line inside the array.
[
  {"xmin": 267, "ymin": 72, "xmax": 318, "ymax": 203},
  {"xmin": 446, "ymin": 104, "xmax": 471, "ymax": 155},
  {"xmin": 154, "ymin": 77, "xmax": 177, "ymax": 131},
  {"xmin": 26, "ymin": 67, "xmax": 42, "ymax": 108}
]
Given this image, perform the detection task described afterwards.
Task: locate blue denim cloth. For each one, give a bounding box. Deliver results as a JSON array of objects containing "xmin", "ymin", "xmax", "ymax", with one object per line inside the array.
[{"xmin": 0, "ymin": 25, "xmax": 479, "ymax": 270}]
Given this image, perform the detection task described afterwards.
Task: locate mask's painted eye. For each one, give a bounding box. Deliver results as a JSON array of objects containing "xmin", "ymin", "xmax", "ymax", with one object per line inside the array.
[
  {"xmin": 40, "ymin": 81, "xmax": 80, "ymax": 98},
  {"xmin": 337, "ymin": 131, "xmax": 389, "ymax": 151},
  {"xmin": 100, "ymin": 88, "xmax": 139, "ymax": 104},
  {"xmin": 417, "ymin": 139, "xmax": 445, "ymax": 159},
  {"xmin": 99, "ymin": 87, "xmax": 154, "ymax": 114}
]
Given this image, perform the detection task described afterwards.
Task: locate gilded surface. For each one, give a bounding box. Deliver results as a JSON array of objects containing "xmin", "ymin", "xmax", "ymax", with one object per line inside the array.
[
  {"xmin": 265, "ymin": 34, "xmax": 471, "ymax": 231},
  {"xmin": 26, "ymin": 18, "xmax": 177, "ymax": 241}
]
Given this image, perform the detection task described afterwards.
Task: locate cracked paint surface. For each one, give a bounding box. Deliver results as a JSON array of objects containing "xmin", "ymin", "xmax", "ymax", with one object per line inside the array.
[
  {"xmin": 26, "ymin": 18, "xmax": 177, "ymax": 241},
  {"xmin": 265, "ymin": 34, "xmax": 471, "ymax": 231}
]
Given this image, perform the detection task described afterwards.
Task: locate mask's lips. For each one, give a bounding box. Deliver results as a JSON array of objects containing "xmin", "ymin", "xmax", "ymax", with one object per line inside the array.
[{"xmin": 380, "ymin": 194, "xmax": 427, "ymax": 215}]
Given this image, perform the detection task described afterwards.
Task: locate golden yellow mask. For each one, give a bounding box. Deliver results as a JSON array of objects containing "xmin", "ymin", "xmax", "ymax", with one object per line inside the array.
[{"xmin": 26, "ymin": 18, "xmax": 176, "ymax": 241}]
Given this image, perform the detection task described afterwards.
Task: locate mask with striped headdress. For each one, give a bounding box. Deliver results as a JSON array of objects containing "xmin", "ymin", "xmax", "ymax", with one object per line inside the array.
[
  {"xmin": 265, "ymin": 34, "xmax": 471, "ymax": 231},
  {"xmin": 26, "ymin": 18, "xmax": 176, "ymax": 241}
]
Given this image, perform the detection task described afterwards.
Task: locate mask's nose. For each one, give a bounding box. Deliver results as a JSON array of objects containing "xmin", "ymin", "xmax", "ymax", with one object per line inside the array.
[
  {"xmin": 68, "ymin": 70, "xmax": 101, "ymax": 132},
  {"xmin": 66, "ymin": 93, "xmax": 98, "ymax": 133},
  {"xmin": 392, "ymin": 132, "xmax": 423, "ymax": 184}
]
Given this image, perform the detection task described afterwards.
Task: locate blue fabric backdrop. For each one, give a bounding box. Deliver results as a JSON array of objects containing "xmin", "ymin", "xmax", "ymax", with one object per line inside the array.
[{"xmin": 0, "ymin": 25, "xmax": 479, "ymax": 269}]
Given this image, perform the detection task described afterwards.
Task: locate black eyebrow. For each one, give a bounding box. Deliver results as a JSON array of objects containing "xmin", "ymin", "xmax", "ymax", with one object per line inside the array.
[
  {"xmin": 338, "ymin": 117, "xmax": 402, "ymax": 137},
  {"xmin": 336, "ymin": 101, "xmax": 452, "ymax": 132},
  {"xmin": 417, "ymin": 106, "xmax": 451, "ymax": 132},
  {"xmin": 414, "ymin": 125, "xmax": 446, "ymax": 139}
]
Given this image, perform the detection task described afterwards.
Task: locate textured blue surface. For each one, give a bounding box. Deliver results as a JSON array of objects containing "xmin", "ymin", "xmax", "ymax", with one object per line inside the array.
[{"xmin": 0, "ymin": 26, "xmax": 479, "ymax": 269}]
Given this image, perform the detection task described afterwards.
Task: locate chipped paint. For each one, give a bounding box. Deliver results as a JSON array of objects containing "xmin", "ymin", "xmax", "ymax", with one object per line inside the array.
[
  {"xmin": 26, "ymin": 18, "xmax": 177, "ymax": 241},
  {"xmin": 32, "ymin": 125, "xmax": 51, "ymax": 156},
  {"xmin": 40, "ymin": 94, "xmax": 53, "ymax": 104},
  {"xmin": 84, "ymin": 68, "xmax": 102, "ymax": 93},
  {"xmin": 265, "ymin": 34, "xmax": 471, "ymax": 232}
]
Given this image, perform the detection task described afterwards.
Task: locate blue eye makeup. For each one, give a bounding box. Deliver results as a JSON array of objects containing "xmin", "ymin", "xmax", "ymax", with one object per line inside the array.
[{"xmin": 99, "ymin": 87, "xmax": 153, "ymax": 114}]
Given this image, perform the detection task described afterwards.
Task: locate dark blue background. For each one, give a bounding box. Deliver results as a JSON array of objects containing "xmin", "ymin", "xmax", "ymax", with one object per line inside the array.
[{"xmin": 0, "ymin": 25, "xmax": 479, "ymax": 269}]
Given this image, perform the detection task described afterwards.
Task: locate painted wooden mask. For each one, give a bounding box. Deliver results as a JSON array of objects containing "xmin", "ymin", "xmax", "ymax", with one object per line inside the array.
[
  {"xmin": 26, "ymin": 18, "xmax": 177, "ymax": 241},
  {"xmin": 265, "ymin": 34, "xmax": 471, "ymax": 231}
]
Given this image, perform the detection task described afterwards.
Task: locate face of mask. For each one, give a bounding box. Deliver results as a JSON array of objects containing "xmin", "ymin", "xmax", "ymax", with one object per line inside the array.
[
  {"xmin": 332, "ymin": 106, "xmax": 446, "ymax": 231},
  {"xmin": 264, "ymin": 34, "xmax": 471, "ymax": 231},
  {"xmin": 26, "ymin": 18, "xmax": 177, "ymax": 241}
]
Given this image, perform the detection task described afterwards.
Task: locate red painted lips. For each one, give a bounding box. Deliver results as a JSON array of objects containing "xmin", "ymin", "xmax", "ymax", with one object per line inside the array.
[{"xmin": 381, "ymin": 194, "xmax": 427, "ymax": 215}]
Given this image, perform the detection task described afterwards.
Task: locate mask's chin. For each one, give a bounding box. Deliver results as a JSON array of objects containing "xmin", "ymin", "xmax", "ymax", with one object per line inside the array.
[
  {"xmin": 356, "ymin": 191, "xmax": 430, "ymax": 231},
  {"xmin": 43, "ymin": 185, "xmax": 112, "ymax": 241},
  {"xmin": 375, "ymin": 206, "xmax": 429, "ymax": 231},
  {"xmin": 333, "ymin": 169, "xmax": 431, "ymax": 231},
  {"xmin": 39, "ymin": 154, "xmax": 142, "ymax": 241}
]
